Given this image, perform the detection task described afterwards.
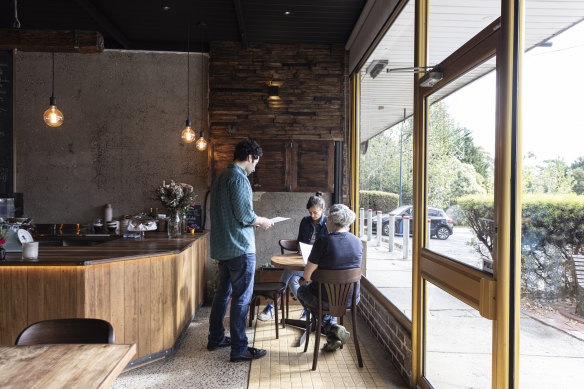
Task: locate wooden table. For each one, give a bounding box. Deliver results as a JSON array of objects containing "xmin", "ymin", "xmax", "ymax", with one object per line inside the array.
[
  {"xmin": 0, "ymin": 343, "xmax": 136, "ymax": 389},
  {"xmin": 270, "ymin": 253, "xmax": 305, "ymax": 271}
]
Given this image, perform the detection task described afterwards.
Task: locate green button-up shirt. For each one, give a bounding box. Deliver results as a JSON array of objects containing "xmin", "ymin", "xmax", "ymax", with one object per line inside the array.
[{"xmin": 210, "ymin": 163, "xmax": 258, "ymax": 260}]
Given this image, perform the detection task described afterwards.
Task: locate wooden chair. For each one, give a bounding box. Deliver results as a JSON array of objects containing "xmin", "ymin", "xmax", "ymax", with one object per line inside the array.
[
  {"xmin": 279, "ymin": 239, "xmax": 299, "ymax": 318},
  {"xmin": 303, "ymin": 268, "xmax": 363, "ymax": 370},
  {"xmin": 15, "ymin": 318, "xmax": 115, "ymax": 345},
  {"xmin": 248, "ymin": 282, "xmax": 287, "ymax": 339},
  {"xmin": 279, "ymin": 239, "xmax": 298, "ymax": 254}
]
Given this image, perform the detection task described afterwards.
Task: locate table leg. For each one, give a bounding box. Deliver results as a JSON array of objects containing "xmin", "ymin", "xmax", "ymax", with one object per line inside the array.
[{"xmin": 284, "ymin": 318, "xmax": 325, "ymax": 347}]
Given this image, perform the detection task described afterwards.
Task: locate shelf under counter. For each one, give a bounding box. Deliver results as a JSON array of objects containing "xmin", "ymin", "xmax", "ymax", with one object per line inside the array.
[{"xmin": 0, "ymin": 231, "xmax": 209, "ymax": 369}]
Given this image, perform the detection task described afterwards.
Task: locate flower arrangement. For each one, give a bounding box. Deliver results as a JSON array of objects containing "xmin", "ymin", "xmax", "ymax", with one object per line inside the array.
[{"xmin": 155, "ymin": 181, "xmax": 197, "ymax": 215}]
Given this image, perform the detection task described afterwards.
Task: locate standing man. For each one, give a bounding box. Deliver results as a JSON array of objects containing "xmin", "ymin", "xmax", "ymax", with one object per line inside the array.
[{"xmin": 207, "ymin": 138, "xmax": 274, "ymax": 362}]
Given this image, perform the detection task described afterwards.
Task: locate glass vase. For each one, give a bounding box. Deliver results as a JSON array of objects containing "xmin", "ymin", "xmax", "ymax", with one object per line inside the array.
[{"xmin": 167, "ymin": 210, "xmax": 182, "ymax": 238}]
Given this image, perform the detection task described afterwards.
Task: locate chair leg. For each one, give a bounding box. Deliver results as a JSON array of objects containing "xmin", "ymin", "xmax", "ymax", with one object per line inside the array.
[
  {"xmin": 303, "ymin": 311, "xmax": 311, "ymax": 352},
  {"xmin": 280, "ymin": 291, "xmax": 286, "ymax": 328},
  {"xmin": 352, "ymin": 307, "xmax": 363, "ymax": 368},
  {"xmin": 312, "ymin": 311, "xmax": 322, "ymax": 370},
  {"xmin": 248, "ymin": 296, "xmax": 256, "ymax": 328},
  {"xmin": 273, "ymin": 294, "xmax": 279, "ymax": 339},
  {"xmin": 286, "ymin": 287, "xmax": 290, "ymax": 320}
]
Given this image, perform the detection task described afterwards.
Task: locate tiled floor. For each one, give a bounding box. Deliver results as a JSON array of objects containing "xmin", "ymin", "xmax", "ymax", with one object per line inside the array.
[
  {"xmin": 112, "ymin": 304, "xmax": 407, "ymax": 388},
  {"xmin": 249, "ymin": 305, "xmax": 392, "ymax": 389}
]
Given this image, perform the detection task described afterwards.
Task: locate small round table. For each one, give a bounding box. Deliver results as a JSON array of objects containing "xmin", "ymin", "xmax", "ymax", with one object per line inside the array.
[{"xmin": 270, "ymin": 253, "xmax": 305, "ymax": 271}]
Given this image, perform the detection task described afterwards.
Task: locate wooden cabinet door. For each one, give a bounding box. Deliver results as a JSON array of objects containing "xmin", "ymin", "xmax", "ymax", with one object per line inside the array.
[
  {"xmin": 210, "ymin": 139, "xmax": 334, "ymax": 193},
  {"xmin": 291, "ymin": 140, "xmax": 334, "ymax": 193},
  {"xmin": 251, "ymin": 139, "xmax": 289, "ymax": 192}
]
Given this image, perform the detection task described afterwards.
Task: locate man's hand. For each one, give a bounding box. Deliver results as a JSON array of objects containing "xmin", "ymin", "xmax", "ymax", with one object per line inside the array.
[{"xmin": 255, "ymin": 217, "xmax": 274, "ymax": 230}]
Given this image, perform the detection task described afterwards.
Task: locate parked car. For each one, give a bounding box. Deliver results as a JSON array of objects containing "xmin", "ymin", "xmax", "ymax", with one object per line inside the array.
[{"xmin": 370, "ymin": 205, "xmax": 454, "ymax": 240}]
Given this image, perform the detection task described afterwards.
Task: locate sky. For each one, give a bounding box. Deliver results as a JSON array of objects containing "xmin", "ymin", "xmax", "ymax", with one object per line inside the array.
[{"xmin": 443, "ymin": 19, "xmax": 584, "ymax": 165}]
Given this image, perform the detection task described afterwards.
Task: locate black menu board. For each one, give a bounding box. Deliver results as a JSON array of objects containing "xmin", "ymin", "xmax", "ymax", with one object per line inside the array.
[
  {"xmin": 185, "ymin": 205, "xmax": 203, "ymax": 232},
  {"xmin": 0, "ymin": 51, "xmax": 13, "ymax": 193}
]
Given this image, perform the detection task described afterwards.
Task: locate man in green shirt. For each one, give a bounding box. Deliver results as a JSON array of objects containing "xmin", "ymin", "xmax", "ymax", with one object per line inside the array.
[{"xmin": 207, "ymin": 139, "xmax": 274, "ymax": 362}]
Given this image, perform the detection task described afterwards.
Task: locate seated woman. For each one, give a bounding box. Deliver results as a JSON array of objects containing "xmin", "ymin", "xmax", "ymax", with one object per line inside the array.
[
  {"xmin": 258, "ymin": 192, "xmax": 328, "ymax": 321},
  {"xmin": 296, "ymin": 204, "xmax": 362, "ymax": 351}
]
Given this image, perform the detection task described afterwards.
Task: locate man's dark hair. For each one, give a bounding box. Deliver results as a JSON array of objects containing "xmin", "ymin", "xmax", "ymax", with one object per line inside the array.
[{"xmin": 233, "ymin": 138, "xmax": 263, "ymax": 162}]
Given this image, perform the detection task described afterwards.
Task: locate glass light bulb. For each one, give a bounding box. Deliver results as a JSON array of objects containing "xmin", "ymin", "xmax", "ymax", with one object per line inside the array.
[
  {"xmin": 43, "ymin": 105, "xmax": 64, "ymax": 127},
  {"xmin": 196, "ymin": 136, "xmax": 208, "ymax": 151},
  {"xmin": 181, "ymin": 125, "xmax": 195, "ymax": 143}
]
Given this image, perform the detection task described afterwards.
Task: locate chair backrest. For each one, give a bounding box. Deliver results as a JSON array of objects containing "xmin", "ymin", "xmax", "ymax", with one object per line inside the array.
[
  {"xmin": 311, "ymin": 268, "xmax": 362, "ymax": 317},
  {"xmin": 279, "ymin": 239, "xmax": 298, "ymax": 254},
  {"xmin": 15, "ymin": 318, "xmax": 115, "ymax": 345}
]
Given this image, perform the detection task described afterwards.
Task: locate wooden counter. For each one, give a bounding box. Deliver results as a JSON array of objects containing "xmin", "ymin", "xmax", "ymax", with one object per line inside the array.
[{"xmin": 0, "ymin": 231, "xmax": 209, "ymax": 368}]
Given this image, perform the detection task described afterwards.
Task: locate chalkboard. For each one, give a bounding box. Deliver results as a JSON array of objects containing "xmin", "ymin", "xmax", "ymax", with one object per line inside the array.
[
  {"xmin": 0, "ymin": 51, "xmax": 13, "ymax": 193},
  {"xmin": 185, "ymin": 204, "xmax": 203, "ymax": 232}
]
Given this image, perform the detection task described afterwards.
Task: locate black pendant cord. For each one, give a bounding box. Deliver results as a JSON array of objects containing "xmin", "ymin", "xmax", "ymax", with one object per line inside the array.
[
  {"xmin": 51, "ymin": 52, "xmax": 55, "ymax": 98},
  {"xmin": 200, "ymin": 33, "xmax": 204, "ymax": 137},
  {"xmin": 186, "ymin": 23, "xmax": 190, "ymax": 125},
  {"xmin": 199, "ymin": 21, "xmax": 206, "ymax": 138}
]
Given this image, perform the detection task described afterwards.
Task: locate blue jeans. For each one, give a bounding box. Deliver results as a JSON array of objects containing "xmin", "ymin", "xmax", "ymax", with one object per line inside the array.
[
  {"xmin": 208, "ymin": 253, "xmax": 255, "ymax": 358},
  {"xmin": 279, "ymin": 270, "xmax": 303, "ymax": 299}
]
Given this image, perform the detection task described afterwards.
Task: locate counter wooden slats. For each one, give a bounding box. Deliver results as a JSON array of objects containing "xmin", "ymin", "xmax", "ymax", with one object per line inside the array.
[{"xmin": 0, "ymin": 232, "xmax": 208, "ymax": 364}]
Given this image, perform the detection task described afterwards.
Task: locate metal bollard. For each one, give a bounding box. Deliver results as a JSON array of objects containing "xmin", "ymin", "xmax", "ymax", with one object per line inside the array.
[
  {"xmin": 403, "ymin": 216, "xmax": 410, "ymax": 259},
  {"xmin": 427, "ymin": 219, "xmax": 431, "ymax": 249},
  {"xmin": 377, "ymin": 211, "xmax": 382, "ymax": 246},
  {"xmin": 388, "ymin": 214, "xmax": 395, "ymax": 252},
  {"xmin": 367, "ymin": 209, "xmax": 372, "ymax": 241},
  {"xmin": 359, "ymin": 208, "xmax": 364, "ymax": 238}
]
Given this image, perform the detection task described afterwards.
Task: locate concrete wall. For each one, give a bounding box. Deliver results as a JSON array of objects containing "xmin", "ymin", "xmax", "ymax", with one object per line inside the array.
[{"xmin": 14, "ymin": 50, "xmax": 208, "ymax": 223}]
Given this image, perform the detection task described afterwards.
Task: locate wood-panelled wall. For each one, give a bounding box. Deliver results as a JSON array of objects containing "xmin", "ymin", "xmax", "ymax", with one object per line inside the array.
[
  {"xmin": 0, "ymin": 236, "xmax": 207, "ymax": 362},
  {"xmin": 209, "ymin": 42, "xmax": 346, "ymax": 141}
]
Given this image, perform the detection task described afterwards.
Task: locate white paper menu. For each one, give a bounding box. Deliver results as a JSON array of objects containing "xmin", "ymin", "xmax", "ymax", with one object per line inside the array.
[{"xmin": 298, "ymin": 242, "xmax": 313, "ymax": 265}]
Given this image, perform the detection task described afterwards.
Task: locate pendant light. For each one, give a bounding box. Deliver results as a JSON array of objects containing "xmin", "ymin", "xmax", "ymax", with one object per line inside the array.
[
  {"xmin": 43, "ymin": 52, "xmax": 64, "ymax": 127},
  {"xmin": 195, "ymin": 21, "xmax": 208, "ymax": 151},
  {"xmin": 181, "ymin": 23, "xmax": 195, "ymax": 143}
]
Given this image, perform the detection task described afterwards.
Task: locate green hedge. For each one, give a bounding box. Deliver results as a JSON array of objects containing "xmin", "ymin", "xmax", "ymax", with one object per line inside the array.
[
  {"xmin": 359, "ymin": 190, "xmax": 399, "ymax": 213},
  {"xmin": 458, "ymin": 193, "xmax": 584, "ymax": 315}
]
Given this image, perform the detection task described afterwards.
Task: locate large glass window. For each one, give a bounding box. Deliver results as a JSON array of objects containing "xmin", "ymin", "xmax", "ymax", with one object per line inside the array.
[
  {"xmin": 519, "ymin": 14, "xmax": 584, "ymax": 387},
  {"xmin": 425, "ymin": 281, "xmax": 492, "ymax": 388},
  {"xmin": 426, "ymin": 57, "xmax": 496, "ymax": 272},
  {"xmin": 359, "ymin": 0, "xmax": 415, "ymax": 319}
]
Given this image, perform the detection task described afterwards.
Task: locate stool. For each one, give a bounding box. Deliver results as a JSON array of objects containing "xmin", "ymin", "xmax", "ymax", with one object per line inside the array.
[{"xmin": 248, "ymin": 282, "xmax": 287, "ymax": 339}]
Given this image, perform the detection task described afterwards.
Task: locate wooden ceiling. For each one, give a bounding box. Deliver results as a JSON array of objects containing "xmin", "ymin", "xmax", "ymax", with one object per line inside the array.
[{"xmin": 0, "ymin": 0, "xmax": 366, "ymax": 52}]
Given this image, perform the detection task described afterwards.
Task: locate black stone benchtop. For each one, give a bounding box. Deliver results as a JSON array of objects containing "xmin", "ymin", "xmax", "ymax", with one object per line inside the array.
[{"xmin": 0, "ymin": 231, "xmax": 209, "ymax": 266}]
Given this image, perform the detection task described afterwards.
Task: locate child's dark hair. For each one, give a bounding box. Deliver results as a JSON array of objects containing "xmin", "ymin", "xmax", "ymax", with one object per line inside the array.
[
  {"xmin": 234, "ymin": 138, "xmax": 263, "ymax": 162},
  {"xmin": 306, "ymin": 192, "xmax": 325, "ymax": 210}
]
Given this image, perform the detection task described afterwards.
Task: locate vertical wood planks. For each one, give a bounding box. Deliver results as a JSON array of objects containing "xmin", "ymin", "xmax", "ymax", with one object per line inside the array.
[
  {"xmin": 0, "ymin": 234, "xmax": 209, "ymax": 363},
  {"xmin": 137, "ymin": 258, "xmax": 151, "ymax": 358},
  {"xmin": 150, "ymin": 256, "xmax": 164, "ymax": 354}
]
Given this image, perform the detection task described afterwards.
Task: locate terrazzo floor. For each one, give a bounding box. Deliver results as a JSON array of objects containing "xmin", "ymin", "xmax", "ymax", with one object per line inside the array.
[
  {"xmin": 111, "ymin": 306, "xmax": 254, "ymax": 389},
  {"xmin": 111, "ymin": 305, "xmax": 407, "ymax": 389}
]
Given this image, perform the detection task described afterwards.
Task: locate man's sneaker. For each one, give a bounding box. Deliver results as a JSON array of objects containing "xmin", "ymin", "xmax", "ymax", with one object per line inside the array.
[
  {"xmin": 230, "ymin": 347, "xmax": 267, "ymax": 362},
  {"xmin": 330, "ymin": 324, "xmax": 350, "ymax": 345},
  {"xmin": 258, "ymin": 304, "xmax": 274, "ymax": 321},
  {"xmin": 207, "ymin": 336, "xmax": 231, "ymax": 351},
  {"xmin": 299, "ymin": 309, "xmax": 307, "ymax": 321}
]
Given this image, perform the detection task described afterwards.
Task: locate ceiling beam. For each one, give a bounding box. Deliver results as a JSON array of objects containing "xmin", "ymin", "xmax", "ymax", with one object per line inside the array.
[
  {"xmin": 232, "ymin": 0, "xmax": 248, "ymax": 49},
  {"xmin": 0, "ymin": 29, "xmax": 104, "ymax": 53},
  {"xmin": 73, "ymin": 0, "xmax": 130, "ymax": 49}
]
